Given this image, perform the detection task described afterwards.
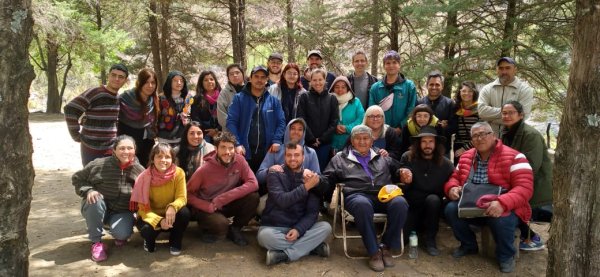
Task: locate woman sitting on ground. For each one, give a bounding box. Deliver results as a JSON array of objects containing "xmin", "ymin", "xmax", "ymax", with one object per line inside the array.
[
  {"xmin": 131, "ymin": 143, "xmax": 190, "ymax": 255},
  {"xmin": 175, "ymin": 121, "xmax": 215, "ymax": 180},
  {"xmin": 72, "ymin": 135, "xmax": 145, "ymax": 262}
]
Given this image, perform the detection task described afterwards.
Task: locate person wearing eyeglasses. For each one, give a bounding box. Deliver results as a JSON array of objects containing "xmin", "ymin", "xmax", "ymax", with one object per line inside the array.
[
  {"xmin": 65, "ymin": 63, "xmax": 129, "ymax": 166},
  {"xmin": 443, "ymin": 121, "xmax": 533, "ymax": 273},
  {"xmin": 500, "ymin": 100, "xmax": 552, "ymax": 252},
  {"xmin": 268, "ymin": 63, "xmax": 307, "ymax": 124},
  {"xmin": 362, "ymin": 105, "xmax": 401, "ymax": 160}
]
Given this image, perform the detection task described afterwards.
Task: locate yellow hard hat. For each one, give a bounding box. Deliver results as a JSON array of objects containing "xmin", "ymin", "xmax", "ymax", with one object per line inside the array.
[{"xmin": 378, "ymin": 184, "xmax": 403, "ymax": 203}]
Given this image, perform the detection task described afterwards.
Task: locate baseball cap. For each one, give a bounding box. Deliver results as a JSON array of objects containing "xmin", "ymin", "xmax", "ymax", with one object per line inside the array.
[
  {"xmin": 497, "ymin": 57, "xmax": 516, "ymax": 66},
  {"xmin": 268, "ymin": 53, "xmax": 283, "ymax": 61},
  {"xmin": 307, "ymin": 50, "xmax": 323, "ymax": 59},
  {"xmin": 378, "ymin": 184, "xmax": 403, "ymax": 203},
  {"xmin": 250, "ymin": 65, "xmax": 268, "ymax": 76}
]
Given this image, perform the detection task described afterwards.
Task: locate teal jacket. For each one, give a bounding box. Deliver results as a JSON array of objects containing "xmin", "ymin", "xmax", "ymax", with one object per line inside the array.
[
  {"xmin": 332, "ymin": 99, "xmax": 365, "ymax": 150},
  {"xmin": 368, "ymin": 74, "xmax": 417, "ymax": 128},
  {"xmin": 502, "ymin": 121, "xmax": 553, "ymax": 208}
]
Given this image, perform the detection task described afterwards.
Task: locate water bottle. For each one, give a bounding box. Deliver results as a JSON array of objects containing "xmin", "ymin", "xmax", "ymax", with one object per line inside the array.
[{"xmin": 408, "ymin": 231, "xmax": 418, "ymax": 259}]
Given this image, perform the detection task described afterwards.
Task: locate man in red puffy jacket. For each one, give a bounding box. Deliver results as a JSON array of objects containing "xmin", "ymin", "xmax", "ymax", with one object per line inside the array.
[{"xmin": 444, "ymin": 121, "xmax": 533, "ymax": 273}]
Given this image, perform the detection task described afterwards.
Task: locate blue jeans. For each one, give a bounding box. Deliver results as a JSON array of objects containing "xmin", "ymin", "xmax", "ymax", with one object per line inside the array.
[
  {"xmin": 344, "ymin": 193, "xmax": 408, "ymax": 256},
  {"xmin": 444, "ymin": 201, "xmax": 518, "ymax": 263},
  {"xmin": 81, "ymin": 199, "xmax": 135, "ymax": 243},
  {"xmin": 257, "ymin": 221, "xmax": 332, "ymax": 261}
]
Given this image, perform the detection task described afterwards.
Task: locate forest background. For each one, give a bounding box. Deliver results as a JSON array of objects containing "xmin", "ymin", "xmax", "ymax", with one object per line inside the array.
[{"xmin": 29, "ymin": 0, "xmax": 572, "ymax": 129}]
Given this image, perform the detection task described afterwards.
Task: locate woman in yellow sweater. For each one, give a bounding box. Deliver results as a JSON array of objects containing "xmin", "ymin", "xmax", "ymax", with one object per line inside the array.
[{"xmin": 131, "ymin": 143, "xmax": 190, "ymax": 255}]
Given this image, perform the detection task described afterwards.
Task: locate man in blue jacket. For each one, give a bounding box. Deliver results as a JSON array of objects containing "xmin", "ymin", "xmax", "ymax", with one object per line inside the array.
[
  {"xmin": 227, "ymin": 65, "xmax": 287, "ymax": 173},
  {"xmin": 257, "ymin": 143, "xmax": 332, "ymax": 265}
]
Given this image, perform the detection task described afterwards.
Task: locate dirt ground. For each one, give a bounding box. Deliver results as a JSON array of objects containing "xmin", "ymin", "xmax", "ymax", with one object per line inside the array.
[{"xmin": 27, "ymin": 113, "xmax": 549, "ymax": 277}]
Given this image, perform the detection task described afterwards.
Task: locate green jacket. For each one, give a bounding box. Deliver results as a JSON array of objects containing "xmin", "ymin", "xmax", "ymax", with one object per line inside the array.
[{"xmin": 502, "ymin": 122, "xmax": 553, "ymax": 207}]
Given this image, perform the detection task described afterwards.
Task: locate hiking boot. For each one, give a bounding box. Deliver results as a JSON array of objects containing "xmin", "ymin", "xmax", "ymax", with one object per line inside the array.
[
  {"xmin": 424, "ymin": 240, "xmax": 440, "ymax": 256},
  {"xmin": 143, "ymin": 240, "xmax": 155, "ymax": 253},
  {"xmin": 499, "ymin": 257, "xmax": 515, "ymax": 273},
  {"xmin": 114, "ymin": 239, "xmax": 127, "ymax": 247},
  {"xmin": 368, "ymin": 249, "xmax": 385, "ymax": 272},
  {"xmin": 169, "ymin": 246, "xmax": 182, "ymax": 256},
  {"xmin": 91, "ymin": 242, "xmax": 107, "ymax": 262},
  {"xmin": 266, "ymin": 250, "xmax": 289, "ymax": 265},
  {"xmin": 520, "ymin": 234, "xmax": 545, "ymax": 251},
  {"xmin": 380, "ymin": 245, "xmax": 395, "ymax": 267},
  {"xmin": 451, "ymin": 246, "xmax": 478, "ymax": 258},
  {"xmin": 310, "ymin": 242, "xmax": 330, "ymax": 257},
  {"xmin": 227, "ymin": 226, "xmax": 248, "ymax": 246}
]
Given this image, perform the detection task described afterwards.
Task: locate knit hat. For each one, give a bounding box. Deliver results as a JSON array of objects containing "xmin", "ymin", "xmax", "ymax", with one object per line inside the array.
[{"xmin": 110, "ymin": 63, "xmax": 129, "ymax": 77}]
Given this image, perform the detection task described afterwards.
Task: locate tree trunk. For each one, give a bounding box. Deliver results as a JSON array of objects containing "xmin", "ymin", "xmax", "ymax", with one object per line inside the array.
[
  {"xmin": 442, "ymin": 5, "xmax": 458, "ymax": 98},
  {"xmin": 229, "ymin": 0, "xmax": 246, "ymax": 69},
  {"xmin": 0, "ymin": 1, "xmax": 36, "ymax": 276},
  {"xmin": 500, "ymin": 0, "xmax": 517, "ymax": 57},
  {"xmin": 94, "ymin": 0, "xmax": 106, "ymax": 85},
  {"xmin": 285, "ymin": 0, "xmax": 295, "ymax": 63},
  {"xmin": 547, "ymin": 1, "xmax": 600, "ymax": 276},
  {"xmin": 159, "ymin": 0, "xmax": 171, "ymax": 77},
  {"xmin": 389, "ymin": 0, "xmax": 400, "ymax": 52},
  {"xmin": 45, "ymin": 35, "xmax": 61, "ymax": 113},
  {"xmin": 149, "ymin": 0, "xmax": 163, "ymax": 92},
  {"xmin": 237, "ymin": 0, "xmax": 246, "ymax": 69},
  {"xmin": 370, "ymin": 0, "xmax": 381, "ymax": 77}
]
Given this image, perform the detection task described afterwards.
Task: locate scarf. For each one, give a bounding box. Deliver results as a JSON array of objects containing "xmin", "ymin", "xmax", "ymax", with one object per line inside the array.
[
  {"xmin": 119, "ymin": 89, "xmax": 155, "ymax": 129},
  {"xmin": 129, "ymin": 164, "xmax": 176, "ymax": 212},
  {"xmin": 204, "ymin": 90, "xmax": 220, "ymax": 105},
  {"xmin": 406, "ymin": 116, "xmax": 439, "ymax": 136},
  {"xmin": 334, "ymin": 92, "xmax": 353, "ymax": 119},
  {"xmin": 455, "ymin": 102, "xmax": 478, "ymax": 117}
]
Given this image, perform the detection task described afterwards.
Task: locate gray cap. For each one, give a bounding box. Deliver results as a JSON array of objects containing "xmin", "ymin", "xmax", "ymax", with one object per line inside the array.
[
  {"xmin": 268, "ymin": 53, "xmax": 283, "ymax": 61},
  {"xmin": 250, "ymin": 65, "xmax": 269, "ymax": 76},
  {"xmin": 307, "ymin": 50, "xmax": 323, "ymax": 59}
]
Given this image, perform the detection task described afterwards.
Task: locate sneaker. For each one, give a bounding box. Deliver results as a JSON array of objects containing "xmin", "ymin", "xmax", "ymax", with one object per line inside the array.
[
  {"xmin": 266, "ymin": 250, "xmax": 289, "ymax": 265},
  {"xmin": 424, "ymin": 240, "xmax": 440, "ymax": 256},
  {"xmin": 143, "ymin": 240, "xmax": 155, "ymax": 253},
  {"xmin": 520, "ymin": 234, "xmax": 545, "ymax": 251},
  {"xmin": 169, "ymin": 246, "xmax": 182, "ymax": 256},
  {"xmin": 114, "ymin": 239, "xmax": 127, "ymax": 247},
  {"xmin": 499, "ymin": 257, "xmax": 515, "ymax": 273},
  {"xmin": 91, "ymin": 242, "xmax": 107, "ymax": 262},
  {"xmin": 227, "ymin": 226, "xmax": 248, "ymax": 246},
  {"xmin": 368, "ymin": 249, "xmax": 384, "ymax": 272},
  {"xmin": 380, "ymin": 244, "xmax": 395, "ymax": 268},
  {"xmin": 310, "ymin": 242, "xmax": 330, "ymax": 257},
  {"xmin": 451, "ymin": 246, "xmax": 478, "ymax": 258}
]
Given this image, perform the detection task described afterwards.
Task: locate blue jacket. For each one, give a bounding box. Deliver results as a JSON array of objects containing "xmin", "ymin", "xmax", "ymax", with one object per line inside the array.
[
  {"xmin": 262, "ymin": 166, "xmax": 321, "ymax": 237},
  {"xmin": 226, "ymin": 84, "xmax": 286, "ymax": 160},
  {"xmin": 256, "ymin": 118, "xmax": 321, "ymax": 184},
  {"xmin": 368, "ymin": 74, "xmax": 417, "ymax": 128}
]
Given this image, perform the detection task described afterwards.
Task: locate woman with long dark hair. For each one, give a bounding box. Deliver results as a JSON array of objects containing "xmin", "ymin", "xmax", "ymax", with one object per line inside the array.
[
  {"xmin": 158, "ymin": 71, "xmax": 190, "ymax": 145},
  {"xmin": 175, "ymin": 121, "xmax": 215, "ymax": 180},
  {"xmin": 268, "ymin": 63, "xmax": 307, "ymax": 123},
  {"xmin": 191, "ymin": 71, "xmax": 222, "ymax": 143},
  {"xmin": 451, "ymin": 81, "xmax": 480, "ymax": 164},
  {"xmin": 118, "ymin": 69, "xmax": 160, "ymax": 166}
]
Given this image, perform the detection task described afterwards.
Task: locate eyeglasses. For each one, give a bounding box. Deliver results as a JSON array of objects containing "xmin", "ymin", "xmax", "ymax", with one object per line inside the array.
[
  {"xmin": 285, "ymin": 71, "xmax": 299, "ymax": 77},
  {"xmin": 367, "ymin": 115, "xmax": 383, "ymax": 119},
  {"xmin": 501, "ymin": 110, "xmax": 519, "ymax": 116},
  {"xmin": 471, "ymin": 131, "xmax": 492, "ymax": 141},
  {"xmin": 110, "ymin": 73, "xmax": 127, "ymax": 80}
]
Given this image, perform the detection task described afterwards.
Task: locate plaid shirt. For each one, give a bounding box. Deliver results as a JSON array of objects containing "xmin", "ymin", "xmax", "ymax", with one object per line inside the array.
[{"xmin": 472, "ymin": 152, "xmax": 489, "ymax": 184}]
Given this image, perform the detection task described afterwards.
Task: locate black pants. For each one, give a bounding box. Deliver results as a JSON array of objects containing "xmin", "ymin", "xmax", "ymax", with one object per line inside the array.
[
  {"xmin": 136, "ymin": 206, "xmax": 191, "ymax": 250},
  {"xmin": 404, "ymin": 194, "xmax": 442, "ymax": 246},
  {"xmin": 190, "ymin": 193, "xmax": 259, "ymax": 237},
  {"xmin": 248, "ymin": 148, "xmax": 267, "ymax": 194}
]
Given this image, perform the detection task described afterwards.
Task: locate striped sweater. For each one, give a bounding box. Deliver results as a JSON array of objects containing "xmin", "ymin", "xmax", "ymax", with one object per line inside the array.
[
  {"xmin": 64, "ymin": 86, "xmax": 120, "ymax": 152},
  {"xmin": 72, "ymin": 155, "xmax": 145, "ymax": 212}
]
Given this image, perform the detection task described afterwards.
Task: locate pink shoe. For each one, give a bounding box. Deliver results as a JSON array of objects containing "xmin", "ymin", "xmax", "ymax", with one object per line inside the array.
[
  {"xmin": 91, "ymin": 242, "xmax": 107, "ymax": 262},
  {"xmin": 114, "ymin": 239, "xmax": 127, "ymax": 247}
]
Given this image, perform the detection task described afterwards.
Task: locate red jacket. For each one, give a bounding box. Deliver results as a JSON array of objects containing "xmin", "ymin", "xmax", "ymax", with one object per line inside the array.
[
  {"xmin": 187, "ymin": 151, "xmax": 258, "ymax": 213},
  {"xmin": 444, "ymin": 140, "xmax": 533, "ymax": 222}
]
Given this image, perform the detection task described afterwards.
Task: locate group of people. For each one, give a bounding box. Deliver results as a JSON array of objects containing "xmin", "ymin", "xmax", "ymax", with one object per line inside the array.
[{"xmin": 65, "ymin": 50, "xmax": 552, "ymax": 273}]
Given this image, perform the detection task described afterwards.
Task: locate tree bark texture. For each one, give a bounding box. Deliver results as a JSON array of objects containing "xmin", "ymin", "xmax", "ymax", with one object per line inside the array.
[
  {"xmin": 389, "ymin": 0, "xmax": 399, "ymax": 52},
  {"xmin": 45, "ymin": 35, "xmax": 61, "ymax": 113},
  {"xmin": 547, "ymin": 1, "xmax": 600, "ymax": 276},
  {"xmin": 442, "ymin": 6, "xmax": 458, "ymax": 98},
  {"xmin": 149, "ymin": 0, "xmax": 163, "ymax": 92},
  {"xmin": 285, "ymin": 0, "xmax": 295, "ymax": 63},
  {"xmin": 94, "ymin": 0, "xmax": 106, "ymax": 85},
  {"xmin": 228, "ymin": 0, "xmax": 247, "ymax": 69},
  {"xmin": 159, "ymin": 0, "xmax": 171, "ymax": 78},
  {"xmin": 0, "ymin": 0, "xmax": 36, "ymax": 276},
  {"xmin": 370, "ymin": 0, "xmax": 381, "ymax": 77},
  {"xmin": 500, "ymin": 0, "xmax": 517, "ymax": 58}
]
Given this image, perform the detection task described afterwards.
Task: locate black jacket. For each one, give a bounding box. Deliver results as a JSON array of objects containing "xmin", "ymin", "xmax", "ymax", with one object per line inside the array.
[{"xmin": 297, "ymin": 89, "xmax": 339, "ymax": 145}]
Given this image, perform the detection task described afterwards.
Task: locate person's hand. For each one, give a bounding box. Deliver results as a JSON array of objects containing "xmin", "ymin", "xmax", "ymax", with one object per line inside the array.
[
  {"xmin": 269, "ymin": 143, "xmax": 280, "ymax": 153},
  {"xmin": 312, "ymin": 138, "xmax": 321, "ymax": 148},
  {"xmin": 455, "ymin": 148, "xmax": 466, "ymax": 158},
  {"xmin": 303, "ymin": 174, "xmax": 320, "ymax": 191},
  {"xmin": 180, "ymin": 113, "xmax": 190, "ymax": 125},
  {"xmin": 159, "ymin": 218, "xmax": 171, "ymax": 230},
  {"xmin": 269, "ymin": 164, "xmax": 284, "ymax": 173},
  {"xmin": 302, "ymin": 169, "xmax": 314, "ymax": 179},
  {"xmin": 206, "ymin": 128, "xmax": 218, "ymax": 138},
  {"xmin": 86, "ymin": 190, "xmax": 103, "ymax": 204},
  {"xmin": 285, "ymin": 229, "xmax": 299, "ymax": 242},
  {"xmin": 164, "ymin": 206, "xmax": 176, "ymax": 228},
  {"xmin": 336, "ymin": 125, "xmax": 346, "ymax": 134},
  {"xmin": 378, "ymin": 148, "xmax": 389, "ymax": 157},
  {"xmin": 448, "ymin": 186, "xmax": 462, "ymax": 201},
  {"xmin": 394, "ymin": 127, "xmax": 402, "ymax": 135},
  {"xmin": 399, "ymin": 168, "xmax": 412, "ymax": 184},
  {"xmin": 439, "ymin": 120, "xmax": 448, "ymax": 129},
  {"xmin": 235, "ymin": 145, "xmax": 245, "ymax": 156},
  {"xmin": 484, "ymin": 201, "xmax": 505, "ymax": 218}
]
